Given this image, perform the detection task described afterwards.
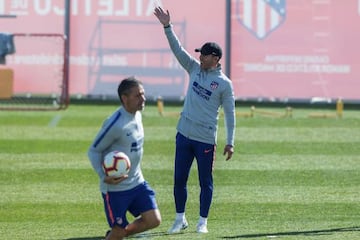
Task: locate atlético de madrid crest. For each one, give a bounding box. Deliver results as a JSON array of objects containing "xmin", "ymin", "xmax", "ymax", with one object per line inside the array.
[
  {"xmin": 210, "ymin": 81, "xmax": 219, "ymax": 90},
  {"xmin": 235, "ymin": 0, "xmax": 286, "ymax": 40}
]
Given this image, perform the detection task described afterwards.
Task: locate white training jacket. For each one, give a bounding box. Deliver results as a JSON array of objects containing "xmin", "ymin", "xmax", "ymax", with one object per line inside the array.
[
  {"xmin": 88, "ymin": 107, "xmax": 145, "ymax": 193},
  {"xmin": 164, "ymin": 25, "xmax": 236, "ymax": 146}
]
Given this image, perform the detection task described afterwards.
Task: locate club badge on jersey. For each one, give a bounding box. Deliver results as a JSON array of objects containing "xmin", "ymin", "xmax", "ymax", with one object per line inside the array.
[{"xmin": 210, "ymin": 81, "xmax": 219, "ymax": 90}]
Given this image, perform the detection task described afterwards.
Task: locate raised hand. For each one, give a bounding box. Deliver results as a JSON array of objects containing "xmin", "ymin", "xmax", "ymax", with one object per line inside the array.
[{"xmin": 154, "ymin": 6, "xmax": 171, "ymax": 27}]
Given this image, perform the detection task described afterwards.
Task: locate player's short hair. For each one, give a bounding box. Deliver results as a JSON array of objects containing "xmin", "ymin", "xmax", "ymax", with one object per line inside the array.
[{"xmin": 117, "ymin": 76, "xmax": 143, "ymax": 104}]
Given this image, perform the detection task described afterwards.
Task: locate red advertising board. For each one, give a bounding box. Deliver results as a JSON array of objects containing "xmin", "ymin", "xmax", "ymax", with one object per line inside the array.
[
  {"xmin": 1, "ymin": 0, "xmax": 226, "ymax": 99},
  {"xmin": 231, "ymin": 0, "xmax": 360, "ymax": 101},
  {"xmin": 1, "ymin": 0, "xmax": 359, "ymax": 101}
]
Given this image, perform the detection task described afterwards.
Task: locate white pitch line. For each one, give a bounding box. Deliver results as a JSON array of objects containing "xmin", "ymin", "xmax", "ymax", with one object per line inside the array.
[{"xmin": 48, "ymin": 115, "xmax": 62, "ymax": 127}]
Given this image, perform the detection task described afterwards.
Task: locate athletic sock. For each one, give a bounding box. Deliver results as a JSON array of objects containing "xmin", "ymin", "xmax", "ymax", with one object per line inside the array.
[
  {"xmin": 198, "ymin": 216, "xmax": 207, "ymax": 225},
  {"xmin": 176, "ymin": 212, "xmax": 185, "ymax": 221}
]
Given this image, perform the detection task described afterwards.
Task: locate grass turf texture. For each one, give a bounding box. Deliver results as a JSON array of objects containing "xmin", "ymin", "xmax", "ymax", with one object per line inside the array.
[{"xmin": 0, "ymin": 104, "xmax": 359, "ymax": 240}]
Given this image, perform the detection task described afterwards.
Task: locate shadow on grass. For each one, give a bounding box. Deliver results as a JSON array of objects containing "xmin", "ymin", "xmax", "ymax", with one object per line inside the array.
[
  {"xmin": 64, "ymin": 230, "xmax": 172, "ymax": 240},
  {"xmin": 222, "ymin": 226, "xmax": 360, "ymax": 239}
]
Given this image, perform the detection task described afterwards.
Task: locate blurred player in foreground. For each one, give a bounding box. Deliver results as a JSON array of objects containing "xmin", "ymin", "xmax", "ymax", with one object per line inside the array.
[{"xmin": 88, "ymin": 77, "xmax": 161, "ymax": 240}]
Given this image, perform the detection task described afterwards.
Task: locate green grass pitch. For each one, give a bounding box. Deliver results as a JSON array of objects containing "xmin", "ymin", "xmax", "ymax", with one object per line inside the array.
[{"xmin": 0, "ymin": 104, "xmax": 359, "ymax": 239}]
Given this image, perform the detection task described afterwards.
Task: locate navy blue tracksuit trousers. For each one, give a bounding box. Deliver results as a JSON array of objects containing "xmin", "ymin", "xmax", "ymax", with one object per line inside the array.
[{"xmin": 173, "ymin": 132, "xmax": 216, "ymax": 218}]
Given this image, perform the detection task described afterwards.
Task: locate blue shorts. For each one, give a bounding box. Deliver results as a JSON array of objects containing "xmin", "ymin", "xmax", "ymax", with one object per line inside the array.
[{"xmin": 102, "ymin": 181, "xmax": 158, "ymax": 228}]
